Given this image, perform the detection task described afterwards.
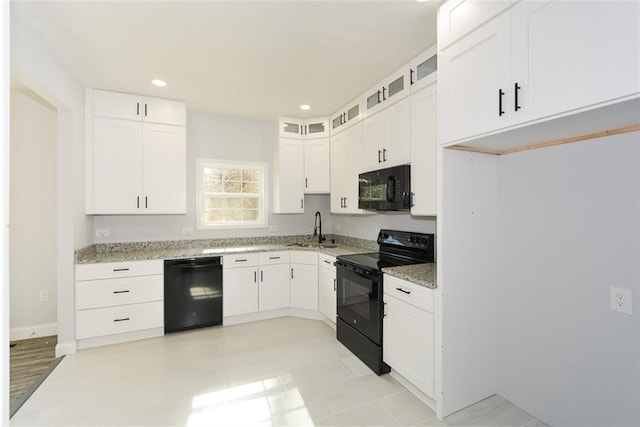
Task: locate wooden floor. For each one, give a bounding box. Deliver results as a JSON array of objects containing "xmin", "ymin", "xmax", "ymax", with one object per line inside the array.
[{"xmin": 9, "ymin": 336, "xmax": 57, "ymax": 405}]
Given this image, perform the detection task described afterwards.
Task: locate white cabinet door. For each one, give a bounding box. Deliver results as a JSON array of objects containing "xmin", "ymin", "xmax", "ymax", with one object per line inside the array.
[
  {"xmin": 438, "ymin": 0, "xmax": 512, "ymax": 50},
  {"xmin": 304, "ymin": 138, "xmax": 330, "ymax": 193},
  {"xmin": 142, "ymin": 96, "xmax": 186, "ymax": 126},
  {"xmin": 223, "ymin": 267, "xmax": 259, "ymax": 317},
  {"xmin": 279, "ymin": 117, "xmax": 304, "ymax": 138},
  {"xmin": 331, "ymin": 130, "xmax": 362, "ymax": 213},
  {"xmin": 91, "ymin": 118, "xmax": 142, "ymax": 214},
  {"xmin": 383, "ymin": 293, "xmax": 434, "ymax": 398},
  {"xmin": 409, "ymin": 46, "xmax": 438, "ymax": 93},
  {"xmin": 304, "ymin": 117, "xmax": 330, "ymax": 138},
  {"xmin": 142, "ymin": 123, "xmax": 187, "ymax": 214},
  {"xmin": 290, "ymin": 263, "xmax": 319, "ymax": 310},
  {"xmin": 330, "ymin": 98, "xmax": 363, "ymax": 136},
  {"xmin": 273, "ymin": 139, "xmax": 304, "ymax": 213},
  {"xmin": 362, "ymin": 96, "xmax": 411, "ymax": 171},
  {"xmin": 259, "ymin": 264, "xmax": 290, "ymax": 311},
  {"xmin": 410, "ymin": 84, "xmax": 438, "ymax": 217},
  {"xmin": 438, "ymin": 11, "xmax": 511, "ymax": 145},
  {"xmin": 510, "ymin": 0, "xmax": 640, "ymax": 125},
  {"xmin": 363, "ymin": 65, "xmax": 411, "ymax": 118},
  {"xmin": 318, "ymin": 258, "xmax": 336, "ymax": 323},
  {"xmin": 93, "ymin": 90, "xmax": 142, "ymax": 121}
]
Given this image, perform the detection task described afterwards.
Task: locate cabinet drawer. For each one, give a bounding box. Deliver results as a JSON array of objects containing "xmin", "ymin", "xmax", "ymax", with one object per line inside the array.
[
  {"xmin": 258, "ymin": 251, "xmax": 290, "ymax": 265},
  {"xmin": 76, "ymin": 301, "xmax": 163, "ymax": 339},
  {"xmin": 223, "ymin": 253, "xmax": 259, "ymax": 268},
  {"xmin": 384, "ymin": 275, "xmax": 434, "ymax": 312},
  {"xmin": 76, "ymin": 275, "xmax": 163, "ymax": 310},
  {"xmin": 318, "ymin": 253, "xmax": 336, "ymax": 270},
  {"xmin": 290, "ymin": 250, "xmax": 318, "ymax": 265},
  {"xmin": 76, "ymin": 260, "xmax": 163, "ymax": 281}
]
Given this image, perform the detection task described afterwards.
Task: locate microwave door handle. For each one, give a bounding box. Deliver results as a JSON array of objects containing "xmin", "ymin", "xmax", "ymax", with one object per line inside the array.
[{"xmin": 386, "ymin": 175, "xmax": 396, "ymax": 202}]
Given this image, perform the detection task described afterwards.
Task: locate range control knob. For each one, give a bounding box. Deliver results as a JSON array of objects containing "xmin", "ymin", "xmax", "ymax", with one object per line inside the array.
[
  {"xmin": 379, "ymin": 232, "xmax": 389, "ymax": 239},
  {"xmin": 421, "ymin": 237, "xmax": 429, "ymax": 244},
  {"xmin": 409, "ymin": 236, "xmax": 416, "ymax": 243}
]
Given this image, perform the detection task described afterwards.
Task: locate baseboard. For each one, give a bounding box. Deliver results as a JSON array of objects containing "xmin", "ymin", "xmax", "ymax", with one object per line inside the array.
[
  {"xmin": 55, "ymin": 340, "xmax": 77, "ymax": 357},
  {"xmin": 10, "ymin": 323, "xmax": 57, "ymax": 341},
  {"xmin": 77, "ymin": 327, "xmax": 164, "ymax": 350},
  {"xmin": 389, "ymin": 369, "xmax": 437, "ymax": 412},
  {"xmin": 223, "ymin": 307, "xmax": 324, "ymax": 326}
]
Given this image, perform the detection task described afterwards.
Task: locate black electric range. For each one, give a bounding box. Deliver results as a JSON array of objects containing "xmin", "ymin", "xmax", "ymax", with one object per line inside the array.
[{"xmin": 335, "ymin": 229, "xmax": 435, "ymax": 375}]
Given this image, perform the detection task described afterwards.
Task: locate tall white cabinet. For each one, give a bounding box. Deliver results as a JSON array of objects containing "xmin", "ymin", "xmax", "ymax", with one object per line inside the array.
[{"xmin": 86, "ymin": 89, "xmax": 187, "ymax": 214}]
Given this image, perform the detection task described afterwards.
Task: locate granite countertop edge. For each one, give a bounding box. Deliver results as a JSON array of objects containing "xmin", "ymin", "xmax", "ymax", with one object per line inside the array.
[{"xmin": 382, "ymin": 263, "xmax": 437, "ymax": 289}]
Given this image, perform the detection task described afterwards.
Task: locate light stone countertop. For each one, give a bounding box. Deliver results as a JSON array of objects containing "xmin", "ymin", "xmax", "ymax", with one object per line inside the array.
[{"xmin": 382, "ymin": 263, "xmax": 437, "ymax": 289}]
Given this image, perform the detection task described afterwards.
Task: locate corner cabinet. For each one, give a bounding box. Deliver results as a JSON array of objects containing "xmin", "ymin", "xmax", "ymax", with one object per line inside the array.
[
  {"xmin": 438, "ymin": 0, "xmax": 640, "ymax": 147},
  {"xmin": 86, "ymin": 89, "xmax": 187, "ymax": 214},
  {"xmin": 289, "ymin": 251, "xmax": 319, "ymax": 311}
]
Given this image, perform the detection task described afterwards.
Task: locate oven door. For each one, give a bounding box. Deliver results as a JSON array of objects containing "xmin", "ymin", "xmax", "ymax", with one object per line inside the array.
[{"xmin": 336, "ymin": 261, "xmax": 383, "ymax": 344}]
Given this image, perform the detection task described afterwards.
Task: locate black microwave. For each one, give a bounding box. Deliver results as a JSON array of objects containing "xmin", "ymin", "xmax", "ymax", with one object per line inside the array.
[{"xmin": 358, "ymin": 164, "xmax": 411, "ymax": 211}]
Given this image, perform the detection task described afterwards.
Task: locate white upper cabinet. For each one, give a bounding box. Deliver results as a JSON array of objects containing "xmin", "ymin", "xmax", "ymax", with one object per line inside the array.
[
  {"xmin": 330, "ymin": 122, "xmax": 366, "ymax": 214},
  {"xmin": 330, "ymin": 97, "xmax": 363, "ymax": 136},
  {"xmin": 279, "ymin": 116, "xmax": 330, "ymax": 139},
  {"xmin": 86, "ymin": 89, "xmax": 186, "ymax": 215},
  {"xmin": 273, "ymin": 138, "xmax": 305, "ymax": 214},
  {"xmin": 410, "ymin": 83, "xmax": 438, "ymax": 217},
  {"xmin": 509, "ymin": 0, "xmax": 640, "ymax": 124},
  {"xmin": 362, "ymin": 96, "xmax": 411, "ymax": 172},
  {"xmin": 438, "ymin": 11, "xmax": 511, "ymax": 145},
  {"xmin": 438, "ymin": 0, "xmax": 512, "ymax": 50},
  {"xmin": 93, "ymin": 89, "xmax": 186, "ymax": 126},
  {"xmin": 363, "ymin": 64, "xmax": 411, "ymax": 118},
  {"xmin": 304, "ymin": 138, "xmax": 330, "ymax": 194},
  {"xmin": 438, "ymin": 0, "xmax": 640, "ymax": 147},
  {"xmin": 408, "ymin": 46, "xmax": 438, "ymax": 93}
]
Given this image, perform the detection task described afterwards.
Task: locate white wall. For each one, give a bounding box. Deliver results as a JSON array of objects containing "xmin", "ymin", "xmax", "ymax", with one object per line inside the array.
[
  {"xmin": 498, "ymin": 132, "xmax": 640, "ymax": 425},
  {"xmin": 1, "ymin": 1, "xmax": 11, "ymax": 422},
  {"xmin": 332, "ymin": 213, "xmax": 436, "ymax": 241},
  {"xmin": 11, "ymin": 9, "xmax": 91, "ymax": 356},
  {"xmin": 9, "ymin": 87, "xmax": 57, "ymax": 339},
  {"xmin": 94, "ymin": 110, "xmax": 333, "ymax": 243}
]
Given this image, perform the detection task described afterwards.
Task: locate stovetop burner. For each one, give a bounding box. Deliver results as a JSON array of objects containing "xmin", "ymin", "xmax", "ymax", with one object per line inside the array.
[{"xmin": 336, "ymin": 229, "xmax": 435, "ymax": 273}]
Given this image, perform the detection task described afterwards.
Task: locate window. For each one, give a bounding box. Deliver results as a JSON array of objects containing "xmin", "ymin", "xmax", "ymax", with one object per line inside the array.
[{"xmin": 196, "ymin": 159, "xmax": 268, "ymax": 229}]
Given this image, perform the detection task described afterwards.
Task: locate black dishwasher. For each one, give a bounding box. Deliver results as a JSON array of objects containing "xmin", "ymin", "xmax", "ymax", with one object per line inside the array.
[{"xmin": 164, "ymin": 257, "xmax": 223, "ymax": 333}]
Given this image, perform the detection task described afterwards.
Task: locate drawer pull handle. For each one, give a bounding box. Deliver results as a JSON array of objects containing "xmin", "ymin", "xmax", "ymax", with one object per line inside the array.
[
  {"xmin": 396, "ymin": 287, "xmax": 411, "ymax": 295},
  {"xmin": 113, "ymin": 290, "xmax": 130, "ymax": 294},
  {"xmin": 323, "ymin": 260, "xmax": 331, "ymax": 264},
  {"xmin": 269, "ymin": 256, "xmax": 280, "ymax": 260},
  {"xmin": 113, "ymin": 268, "xmax": 130, "ymax": 272},
  {"xmin": 235, "ymin": 259, "xmax": 248, "ymax": 262},
  {"xmin": 114, "ymin": 317, "xmax": 130, "ymax": 322}
]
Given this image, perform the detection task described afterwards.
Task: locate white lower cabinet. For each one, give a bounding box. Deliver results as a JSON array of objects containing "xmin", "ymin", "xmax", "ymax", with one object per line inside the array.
[
  {"xmin": 75, "ymin": 260, "xmax": 164, "ymax": 346},
  {"xmin": 224, "ymin": 252, "xmax": 291, "ymax": 317},
  {"xmin": 318, "ymin": 253, "xmax": 336, "ymax": 324},
  {"xmin": 290, "ymin": 251, "xmax": 319, "ymax": 311},
  {"xmin": 383, "ymin": 274, "xmax": 434, "ymax": 398},
  {"xmin": 223, "ymin": 253, "xmax": 259, "ymax": 317}
]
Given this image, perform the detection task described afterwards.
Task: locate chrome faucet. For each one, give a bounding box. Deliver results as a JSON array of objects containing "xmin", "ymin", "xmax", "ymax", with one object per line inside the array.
[{"xmin": 314, "ymin": 211, "xmax": 326, "ymax": 244}]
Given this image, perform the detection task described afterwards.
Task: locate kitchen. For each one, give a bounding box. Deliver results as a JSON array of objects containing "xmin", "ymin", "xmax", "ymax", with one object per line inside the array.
[{"xmin": 2, "ymin": 0, "xmax": 640, "ymax": 426}]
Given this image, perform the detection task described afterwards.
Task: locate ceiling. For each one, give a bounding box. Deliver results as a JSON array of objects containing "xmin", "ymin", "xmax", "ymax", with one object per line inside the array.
[{"xmin": 12, "ymin": 0, "xmax": 442, "ymax": 121}]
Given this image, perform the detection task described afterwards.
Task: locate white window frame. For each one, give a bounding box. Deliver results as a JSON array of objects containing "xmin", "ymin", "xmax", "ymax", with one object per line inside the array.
[{"xmin": 196, "ymin": 159, "xmax": 268, "ymax": 230}]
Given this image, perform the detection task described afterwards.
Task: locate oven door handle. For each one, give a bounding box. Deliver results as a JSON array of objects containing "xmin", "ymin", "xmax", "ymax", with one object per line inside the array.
[{"xmin": 386, "ymin": 175, "xmax": 396, "ymax": 202}]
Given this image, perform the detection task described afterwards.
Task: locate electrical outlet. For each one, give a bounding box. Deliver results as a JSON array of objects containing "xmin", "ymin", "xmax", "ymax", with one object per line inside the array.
[
  {"xmin": 182, "ymin": 228, "xmax": 194, "ymax": 235},
  {"xmin": 610, "ymin": 286, "xmax": 633, "ymax": 314},
  {"xmin": 95, "ymin": 229, "xmax": 110, "ymax": 237},
  {"xmin": 39, "ymin": 290, "xmax": 49, "ymax": 302}
]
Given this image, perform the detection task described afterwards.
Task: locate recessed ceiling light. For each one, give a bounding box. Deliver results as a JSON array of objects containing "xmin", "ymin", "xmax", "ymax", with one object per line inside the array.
[
  {"xmin": 151, "ymin": 79, "xmax": 167, "ymax": 87},
  {"xmin": 299, "ymin": 104, "xmax": 311, "ymax": 111}
]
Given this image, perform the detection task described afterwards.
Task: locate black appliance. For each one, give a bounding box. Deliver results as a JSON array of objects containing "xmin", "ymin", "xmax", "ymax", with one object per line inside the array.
[
  {"xmin": 164, "ymin": 257, "xmax": 223, "ymax": 333},
  {"xmin": 358, "ymin": 164, "xmax": 411, "ymax": 211},
  {"xmin": 336, "ymin": 229, "xmax": 434, "ymax": 375}
]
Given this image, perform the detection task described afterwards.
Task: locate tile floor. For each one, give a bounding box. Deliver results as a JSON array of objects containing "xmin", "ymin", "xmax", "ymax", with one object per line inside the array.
[{"xmin": 10, "ymin": 317, "xmax": 546, "ymax": 426}]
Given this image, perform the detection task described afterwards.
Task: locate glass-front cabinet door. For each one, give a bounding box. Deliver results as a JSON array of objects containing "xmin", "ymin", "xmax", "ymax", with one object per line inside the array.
[
  {"xmin": 410, "ymin": 45, "xmax": 438, "ymax": 92},
  {"xmin": 304, "ymin": 117, "xmax": 329, "ymax": 138},
  {"xmin": 363, "ymin": 65, "xmax": 411, "ymax": 118},
  {"xmin": 279, "ymin": 117, "xmax": 304, "ymax": 138},
  {"xmin": 330, "ymin": 98, "xmax": 362, "ymax": 135},
  {"xmin": 278, "ymin": 116, "xmax": 329, "ymax": 139}
]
